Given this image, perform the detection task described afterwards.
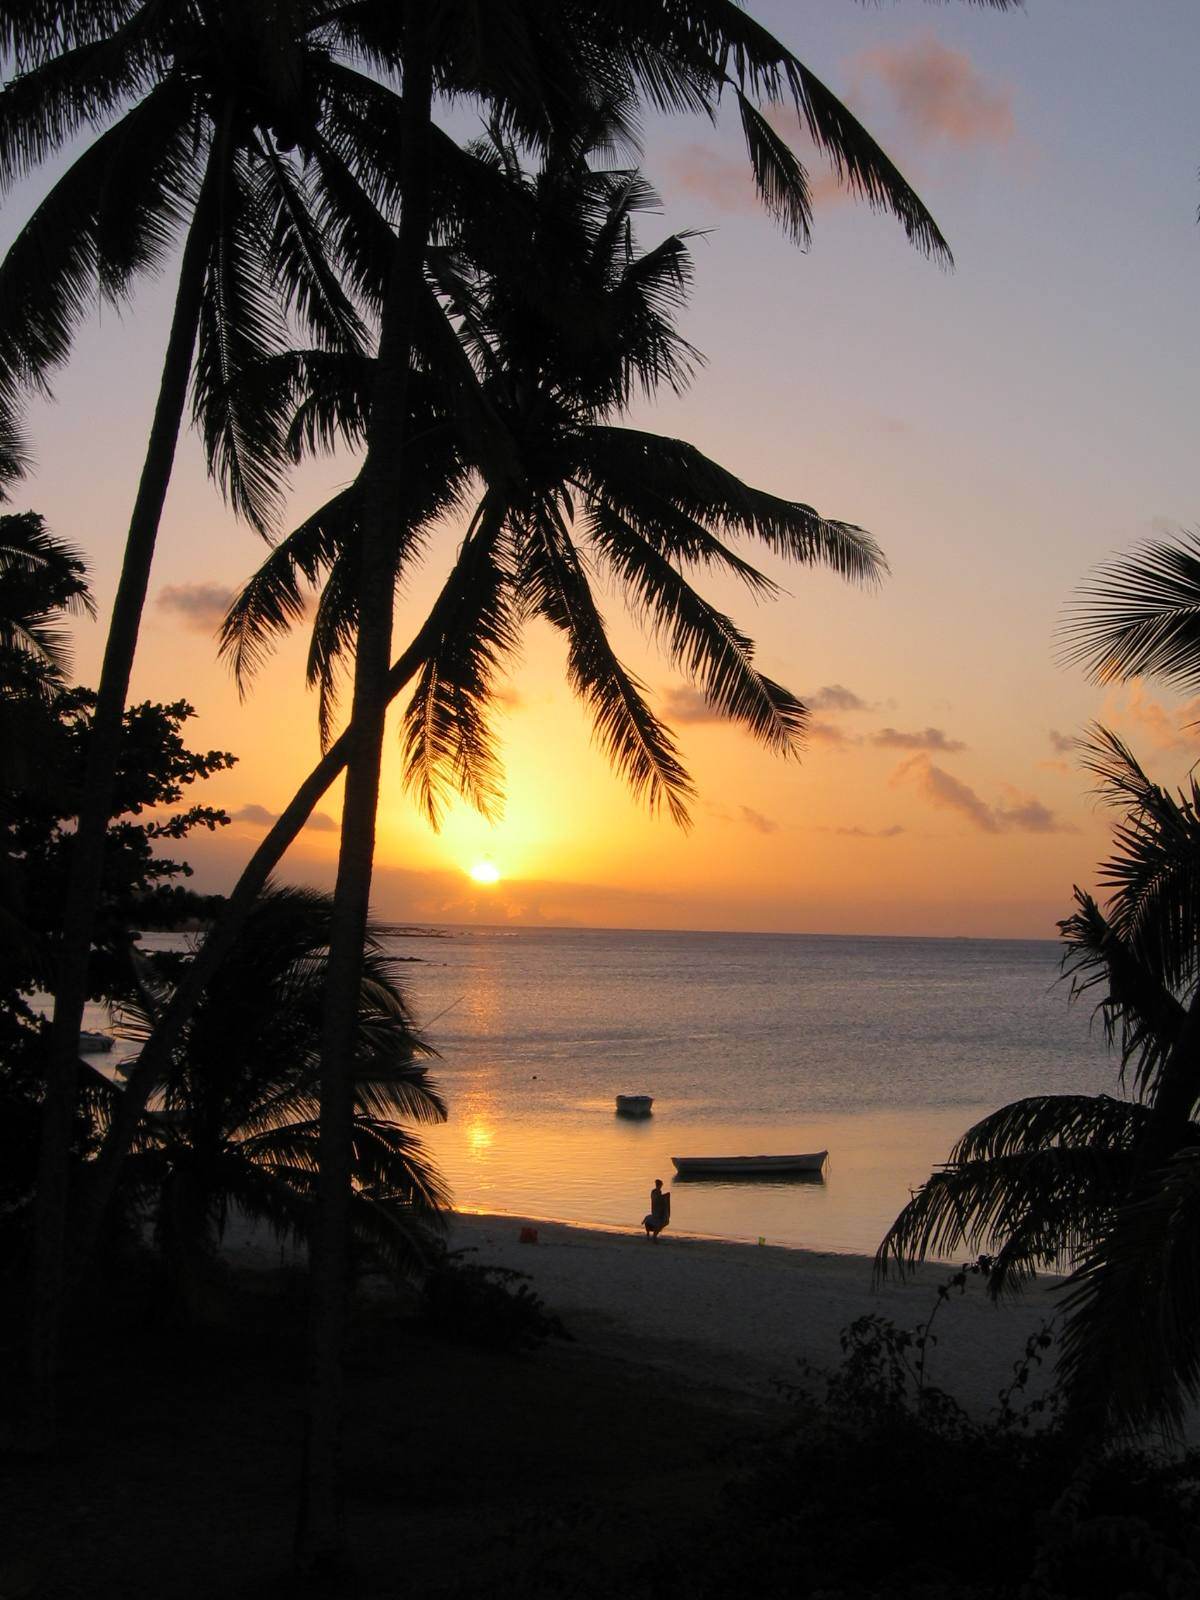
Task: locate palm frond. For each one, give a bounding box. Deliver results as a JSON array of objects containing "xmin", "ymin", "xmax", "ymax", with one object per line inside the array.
[
  {"xmin": 579, "ymin": 427, "xmax": 885, "ymax": 582},
  {"xmin": 520, "ymin": 497, "xmax": 695, "ymax": 827},
  {"xmin": 1058, "ymin": 888, "xmax": 1187, "ymax": 1098},
  {"xmin": 1058, "ymin": 1147, "xmax": 1200, "ymax": 1436},
  {"xmin": 1076, "ymin": 727, "xmax": 1200, "ymax": 994},
  {"xmin": 401, "ymin": 497, "xmax": 519, "ymax": 826},
  {"xmin": 1059, "ymin": 531, "xmax": 1200, "ymax": 694},
  {"xmin": 584, "ymin": 499, "xmax": 806, "ymax": 753},
  {"xmin": 192, "ymin": 139, "xmax": 291, "ymax": 535}
]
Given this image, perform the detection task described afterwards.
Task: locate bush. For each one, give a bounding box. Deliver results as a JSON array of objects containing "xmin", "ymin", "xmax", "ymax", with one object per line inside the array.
[{"xmin": 419, "ymin": 1244, "xmax": 570, "ymax": 1352}]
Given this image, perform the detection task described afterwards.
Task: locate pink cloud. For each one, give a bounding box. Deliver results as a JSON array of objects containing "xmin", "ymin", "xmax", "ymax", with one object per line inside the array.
[
  {"xmin": 663, "ymin": 139, "xmax": 848, "ymax": 220},
  {"xmin": 1103, "ymin": 680, "xmax": 1200, "ymax": 753},
  {"xmin": 891, "ymin": 755, "xmax": 1073, "ymax": 835},
  {"xmin": 891, "ymin": 753, "xmax": 998, "ymax": 832},
  {"xmin": 855, "ymin": 35, "xmax": 1014, "ymax": 149}
]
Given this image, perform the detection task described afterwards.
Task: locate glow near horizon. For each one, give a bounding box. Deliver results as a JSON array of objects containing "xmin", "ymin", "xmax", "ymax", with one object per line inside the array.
[{"xmin": 6, "ymin": 1, "xmax": 1200, "ymax": 937}]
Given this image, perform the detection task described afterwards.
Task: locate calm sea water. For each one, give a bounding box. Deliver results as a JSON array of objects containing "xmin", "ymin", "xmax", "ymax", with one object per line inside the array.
[{"xmin": 390, "ymin": 927, "xmax": 1116, "ymax": 1257}]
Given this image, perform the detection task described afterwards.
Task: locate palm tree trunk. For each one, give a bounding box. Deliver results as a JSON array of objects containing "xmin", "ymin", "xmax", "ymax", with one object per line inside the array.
[
  {"xmin": 28, "ymin": 172, "xmax": 216, "ymax": 1449},
  {"xmin": 295, "ymin": 30, "xmax": 434, "ymax": 1570}
]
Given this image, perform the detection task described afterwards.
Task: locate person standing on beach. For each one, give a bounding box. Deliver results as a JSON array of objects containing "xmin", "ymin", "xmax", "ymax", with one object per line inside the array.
[{"xmin": 644, "ymin": 1178, "xmax": 671, "ymax": 1242}]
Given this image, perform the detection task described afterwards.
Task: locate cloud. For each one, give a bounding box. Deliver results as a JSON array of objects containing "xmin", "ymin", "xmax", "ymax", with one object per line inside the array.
[
  {"xmin": 891, "ymin": 755, "xmax": 1074, "ymax": 835},
  {"xmin": 1037, "ymin": 759, "xmax": 1070, "ymax": 776},
  {"xmin": 1048, "ymin": 729, "xmax": 1075, "ymax": 754},
  {"xmin": 994, "ymin": 796, "xmax": 1065, "ymax": 835},
  {"xmin": 808, "ymin": 684, "xmax": 871, "ymax": 713},
  {"xmin": 855, "ymin": 36, "xmax": 1014, "ymax": 149},
  {"xmin": 157, "ymin": 581, "xmax": 236, "ymax": 634},
  {"xmin": 832, "ymin": 825, "xmax": 905, "ymax": 839},
  {"xmin": 1104, "ymin": 681, "xmax": 1200, "ymax": 753},
  {"xmin": 807, "ymin": 720, "xmax": 862, "ymax": 748},
  {"xmin": 891, "ymin": 754, "xmax": 997, "ymax": 832},
  {"xmin": 661, "ymin": 684, "xmax": 720, "ymax": 724},
  {"xmin": 740, "ymin": 806, "xmax": 778, "ymax": 835},
  {"xmin": 872, "ymin": 726, "xmax": 966, "ymax": 753},
  {"xmin": 232, "ymin": 803, "xmax": 338, "ymax": 833},
  {"xmin": 664, "ymin": 137, "xmax": 848, "ymax": 221}
]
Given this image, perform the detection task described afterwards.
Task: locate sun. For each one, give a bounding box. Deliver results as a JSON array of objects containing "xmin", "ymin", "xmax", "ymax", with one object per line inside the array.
[{"xmin": 468, "ymin": 860, "xmax": 501, "ymax": 885}]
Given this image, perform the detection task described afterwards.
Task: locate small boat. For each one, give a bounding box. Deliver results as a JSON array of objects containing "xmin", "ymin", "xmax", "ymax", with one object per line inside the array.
[
  {"xmin": 671, "ymin": 1151, "xmax": 827, "ymax": 1178},
  {"xmin": 79, "ymin": 1030, "xmax": 114, "ymax": 1053},
  {"xmin": 615, "ymin": 1094, "xmax": 654, "ymax": 1116}
]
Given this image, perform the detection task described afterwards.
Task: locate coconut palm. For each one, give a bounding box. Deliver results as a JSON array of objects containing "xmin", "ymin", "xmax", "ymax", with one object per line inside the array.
[
  {"xmin": 113, "ymin": 885, "xmax": 448, "ymax": 1314},
  {"xmin": 221, "ymin": 134, "xmax": 884, "ymax": 829},
  {"xmin": 1, "ymin": 0, "xmax": 403, "ymax": 1437},
  {"xmin": 877, "ymin": 726, "xmax": 1200, "ymax": 1439}
]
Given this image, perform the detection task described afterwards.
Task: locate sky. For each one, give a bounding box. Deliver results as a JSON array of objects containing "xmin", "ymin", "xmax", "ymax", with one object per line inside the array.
[{"xmin": 7, "ymin": 0, "xmax": 1200, "ymax": 937}]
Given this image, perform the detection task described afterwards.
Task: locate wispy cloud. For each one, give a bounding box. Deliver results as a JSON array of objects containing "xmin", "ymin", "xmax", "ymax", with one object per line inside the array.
[
  {"xmin": 872, "ymin": 726, "xmax": 966, "ymax": 753},
  {"xmin": 854, "ymin": 35, "xmax": 1015, "ymax": 149},
  {"xmin": 232, "ymin": 803, "xmax": 338, "ymax": 833},
  {"xmin": 157, "ymin": 581, "xmax": 236, "ymax": 635},
  {"xmin": 808, "ymin": 720, "xmax": 862, "ymax": 748},
  {"xmin": 664, "ymin": 138, "xmax": 848, "ymax": 220},
  {"xmin": 1048, "ymin": 729, "xmax": 1075, "ymax": 754},
  {"xmin": 831, "ymin": 824, "xmax": 905, "ymax": 839},
  {"xmin": 661, "ymin": 684, "xmax": 719, "ymax": 723},
  {"xmin": 740, "ymin": 805, "xmax": 778, "ymax": 835},
  {"xmin": 891, "ymin": 756, "xmax": 1074, "ymax": 835}
]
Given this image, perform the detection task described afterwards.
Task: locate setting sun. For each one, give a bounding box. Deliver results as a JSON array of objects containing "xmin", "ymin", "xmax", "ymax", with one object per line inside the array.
[{"xmin": 468, "ymin": 861, "xmax": 501, "ymax": 885}]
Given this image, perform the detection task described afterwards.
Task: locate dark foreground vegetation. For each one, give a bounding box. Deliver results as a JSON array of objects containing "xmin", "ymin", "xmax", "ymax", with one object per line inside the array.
[{"xmin": 3, "ymin": 1253, "xmax": 1199, "ymax": 1600}]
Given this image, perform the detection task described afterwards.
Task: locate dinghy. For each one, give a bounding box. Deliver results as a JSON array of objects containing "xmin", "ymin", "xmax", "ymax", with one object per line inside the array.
[
  {"xmin": 615, "ymin": 1094, "xmax": 654, "ymax": 1116},
  {"xmin": 671, "ymin": 1151, "xmax": 827, "ymax": 1177}
]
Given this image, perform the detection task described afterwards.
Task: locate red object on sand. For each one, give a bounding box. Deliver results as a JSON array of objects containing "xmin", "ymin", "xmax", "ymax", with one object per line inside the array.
[{"xmin": 519, "ymin": 1226, "xmax": 539, "ymax": 1245}]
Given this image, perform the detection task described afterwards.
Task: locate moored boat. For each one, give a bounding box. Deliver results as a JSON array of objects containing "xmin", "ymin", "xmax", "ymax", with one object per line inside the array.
[
  {"xmin": 615, "ymin": 1094, "xmax": 654, "ymax": 1116},
  {"xmin": 671, "ymin": 1151, "xmax": 827, "ymax": 1177}
]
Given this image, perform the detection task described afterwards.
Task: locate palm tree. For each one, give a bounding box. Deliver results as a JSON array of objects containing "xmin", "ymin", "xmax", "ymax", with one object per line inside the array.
[
  {"xmin": 0, "ymin": 0, "xmax": 413, "ymax": 1443},
  {"xmin": 266, "ymin": 5, "xmax": 977, "ymax": 1561},
  {"xmin": 113, "ymin": 885, "xmax": 448, "ymax": 1316},
  {"xmin": 877, "ymin": 726, "xmax": 1200, "ymax": 1440},
  {"xmin": 222, "ymin": 134, "xmax": 884, "ymax": 828}
]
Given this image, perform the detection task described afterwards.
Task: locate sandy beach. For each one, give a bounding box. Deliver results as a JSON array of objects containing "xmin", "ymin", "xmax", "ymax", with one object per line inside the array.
[{"xmin": 437, "ymin": 1212, "xmax": 1061, "ymax": 1415}]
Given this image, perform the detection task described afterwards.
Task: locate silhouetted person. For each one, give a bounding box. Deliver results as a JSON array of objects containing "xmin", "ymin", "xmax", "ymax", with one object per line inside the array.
[{"xmin": 643, "ymin": 1177, "xmax": 670, "ymax": 1241}]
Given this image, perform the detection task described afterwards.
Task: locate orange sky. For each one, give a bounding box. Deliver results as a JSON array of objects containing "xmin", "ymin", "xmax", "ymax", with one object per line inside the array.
[{"xmin": 10, "ymin": 2, "xmax": 1200, "ymax": 937}]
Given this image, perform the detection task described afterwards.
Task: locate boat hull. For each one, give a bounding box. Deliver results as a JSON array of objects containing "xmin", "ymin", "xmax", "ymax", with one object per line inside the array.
[
  {"xmin": 615, "ymin": 1095, "xmax": 654, "ymax": 1116},
  {"xmin": 670, "ymin": 1151, "xmax": 827, "ymax": 1177}
]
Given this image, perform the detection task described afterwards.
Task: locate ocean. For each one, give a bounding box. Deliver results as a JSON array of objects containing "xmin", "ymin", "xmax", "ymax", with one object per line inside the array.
[{"xmin": 391, "ymin": 927, "xmax": 1116, "ymax": 1257}]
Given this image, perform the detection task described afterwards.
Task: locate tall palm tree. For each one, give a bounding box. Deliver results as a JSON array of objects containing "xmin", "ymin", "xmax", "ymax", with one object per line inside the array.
[
  {"xmin": 272, "ymin": 5, "xmax": 978, "ymax": 1563},
  {"xmin": 0, "ymin": 0, "xmax": 409, "ymax": 1443},
  {"xmin": 114, "ymin": 885, "xmax": 448, "ymax": 1315},
  {"xmin": 877, "ymin": 727, "xmax": 1200, "ymax": 1440}
]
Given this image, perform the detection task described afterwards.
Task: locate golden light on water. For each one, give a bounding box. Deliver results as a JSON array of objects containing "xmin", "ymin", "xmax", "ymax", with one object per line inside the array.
[{"xmin": 468, "ymin": 861, "xmax": 501, "ymax": 884}]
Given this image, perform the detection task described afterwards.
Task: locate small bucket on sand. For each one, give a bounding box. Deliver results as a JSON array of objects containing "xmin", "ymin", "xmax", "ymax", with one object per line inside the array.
[{"xmin": 519, "ymin": 1226, "xmax": 539, "ymax": 1245}]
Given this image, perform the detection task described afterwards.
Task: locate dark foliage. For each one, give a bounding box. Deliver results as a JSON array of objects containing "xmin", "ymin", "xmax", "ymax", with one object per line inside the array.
[{"xmin": 419, "ymin": 1244, "xmax": 570, "ymax": 1352}]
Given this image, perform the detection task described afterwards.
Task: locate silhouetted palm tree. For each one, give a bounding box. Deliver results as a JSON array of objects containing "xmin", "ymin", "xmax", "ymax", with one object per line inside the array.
[
  {"xmin": 878, "ymin": 727, "xmax": 1200, "ymax": 1440},
  {"xmin": 300, "ymin": 3, "xmax": 963, "ymax": 1558},
  {"xmin": 1, "ymin": 0, "xmax": 421, "ymax": 1443},
  {"xmin": 222, "ymin": 136, "xmax": 884, "ymax": 825},
  {"xmin": 114, "ymin": 886, "xmax": 448, "ymax": 1315}
]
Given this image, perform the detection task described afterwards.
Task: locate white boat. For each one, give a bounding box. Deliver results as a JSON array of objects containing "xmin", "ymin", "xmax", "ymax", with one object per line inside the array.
[
  {"xmin": 79, "ymin": 1030, "xmax": 114, "ymax": 1053},
  {"xmin": 671, "ymin": 1151, "xmax": 827, "ymax": 1177},
  {"xmin": 615, "ymin": 1094, "xmax": 654, "ymax": 1116}
]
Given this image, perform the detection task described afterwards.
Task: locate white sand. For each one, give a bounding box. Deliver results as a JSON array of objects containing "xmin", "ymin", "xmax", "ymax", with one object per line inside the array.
[{"xmin": 448, "ymin": 1211, "xmax": 1063, "ymax": 1417}]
